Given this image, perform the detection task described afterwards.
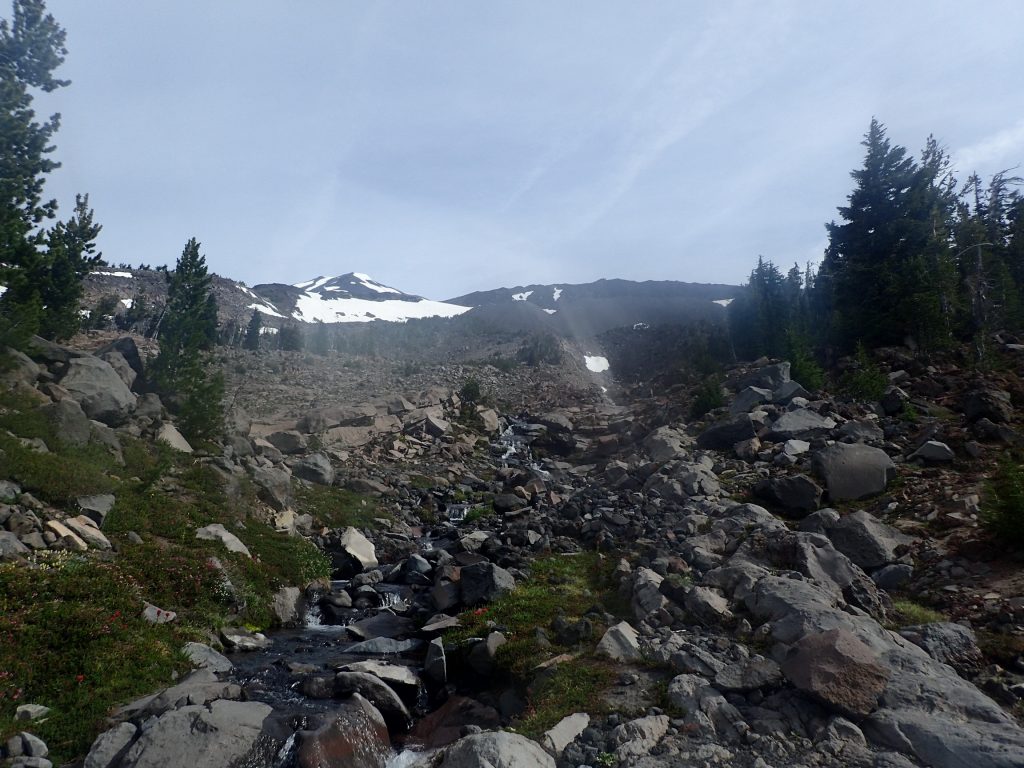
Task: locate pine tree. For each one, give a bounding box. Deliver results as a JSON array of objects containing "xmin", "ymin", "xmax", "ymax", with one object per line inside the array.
[
  {"xmin": 243, "ymin": 309, "xmax": 262, "ymax": 350},
  {"xmin": 151, "ymin": 238, "xmax": 223, "ymax": 443},
  {"xmin": 0, "ymin": 0, "xmax": 70, "ymax": 348},
  {"xmin": 37, "ymin": 193, "xmax": 103, "ymax": 339}
]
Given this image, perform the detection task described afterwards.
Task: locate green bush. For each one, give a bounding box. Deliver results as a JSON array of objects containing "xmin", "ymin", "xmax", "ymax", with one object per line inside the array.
[
  {"xmin": 689, "ymin": 376, "xmax": 725, "ymax": 419},
  {"xmin": 786, "ymin": 332, "xmax": 824, "ymax": 391},
  {"xmin": 459, "ymin": 376, "xmax": 482, "ymax": 403},
  {"xmin": 840, "ymin": 342, "xmax": 888, "ymax": 400},
  {"xmin": 982, "ymin": 455, "xmax": 1024, "ymax": 546}
]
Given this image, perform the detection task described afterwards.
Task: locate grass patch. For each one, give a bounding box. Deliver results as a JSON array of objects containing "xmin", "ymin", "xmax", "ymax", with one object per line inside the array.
[
  {"xmin": 446, "ymin": 552, "xmax": 628, "ymax": 737},
  {"xmin": 294, "ymin": 483, "xmax": 386, "ymax": 529},
  {"xmin": 977, "ymin": 630, "xmax": 1024, "ymax": 667},
  {"xmin": 888, "ymin": 598, "xmax": 945, "ymax": 627},
  {"xmin": 516, "ymin": 656, "xmax": 616, "ymax": 740},
  {"xmin": 0, "ymin": 555, "xmax": 188, "ymax": 763}
]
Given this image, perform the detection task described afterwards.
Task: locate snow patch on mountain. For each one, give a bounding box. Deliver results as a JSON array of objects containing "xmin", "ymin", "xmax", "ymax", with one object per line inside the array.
[
  {"xmin": 713, "ymin": 298, "xmax": 734, "ymax": 307},
  {"xmin": 248, "ymin": 302, "xmax": 286, "ymax": 319},
  {"xmin": 552, "ymin": 287, "xmax": 562, "ymax": 301},
  {"xmin": 95, "ymin": 271, "xmax": 133, "ymax": 279},
  {"xmin": 542, "ymin": 309, "xmax": 557, "ymax": 315},
  {"xmin": 293, "ymin": 294, "xmax": 470, "ymax": 323},
  {"xmin": 512, "ymin": 290, "xmax": 533, "ymax": 301},
  {"xmin": 584, "ymin": 355, "xmax": 610, "ymax": 373}
]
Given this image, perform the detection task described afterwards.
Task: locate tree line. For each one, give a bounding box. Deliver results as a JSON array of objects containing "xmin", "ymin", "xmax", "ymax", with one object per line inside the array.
[{"xmin": 729, "ymin": 118, "xmax": 1024, "ymax": 366}]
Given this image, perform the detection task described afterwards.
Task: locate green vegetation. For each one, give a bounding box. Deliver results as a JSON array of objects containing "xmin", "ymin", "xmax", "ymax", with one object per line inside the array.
[
  {"xmin": 0, "ymin": 389, "xmax": 333, "ymax": 762},
  {"xmin": 293, "ymin": 483, "xmax": 385, "ymax": 529},
  {"xmin": 888, "ymin": 599, "xmax": 945, "ymax": 627},
  {"xmin": 689, "ymin": 375, "xmax": 725, "ymax": 419},
  {"xmin": 150, "ymin": 238, "xmax": 224, "ymax": 443},
  {"xmin": 446, "ymin": 553, "xmax": 628, "ymax": 738},
  {"xmin": 982, "ymin": 454, "xmax": 1024, "ymax": 546},
  {"xmin": 0, "ymin": 0, "xmax": 106, "ymax": 349},
  {"xmin": 729, "ymin": 118, "xmax": 1024, "ymax": 367},
  {"xmin": 839, "ymin": 343, "xmax": 889, "ymax": 401},
  {"xmin": 0, "ymin": 554, "xmax": 189, "ymax": 762},
  {"xmin": 459, "ymin": 375, "xmax": 482, "ymax": 404}
]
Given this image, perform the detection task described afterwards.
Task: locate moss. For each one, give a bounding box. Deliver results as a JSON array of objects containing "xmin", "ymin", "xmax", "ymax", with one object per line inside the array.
[{"xmin": 888, "ymin": 599, "xmax": 945, "ymax": 627}]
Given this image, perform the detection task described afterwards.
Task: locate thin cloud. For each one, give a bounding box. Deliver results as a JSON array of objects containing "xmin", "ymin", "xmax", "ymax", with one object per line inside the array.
[{"xmin": 956, "ymin": 119, "xmax": 1024, "ymax": 175}]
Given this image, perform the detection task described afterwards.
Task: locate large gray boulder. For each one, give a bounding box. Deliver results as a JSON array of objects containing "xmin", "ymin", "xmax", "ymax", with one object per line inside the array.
[
  {"xmin": 332, "ymin": 671, "xmax": 412, "ymax": 731},
  {"xmin": 339, "ymin": 527, "xmax": 378, "ymax": 572},
  {"xmin": 781, "ymin": 628, "xmax": 891, "ymax": 717},
  {"xmin": 897, "ymin": 622, "xmax": 984, "ymax": 674},
  {"xmin": 753, "ymin": 474, "xmax": 823, "ymax": 516},
  {"xmin": 826, "ymin": 510, "xmax": 907, "ymax": 570},
  {"xmin": 459, "ymin": 562, "xmax": 516, "ymax": 605},
  {"xmin": 696, "ymin": 415, "xmax": 757, "ymax": 451},
  {"xmin": 60, "ymin": 356, "xmax": 137, "ymax": 426},
  {"xmin": 438, "ymin": 731, "xmax": 554, "ymax": 768},
  {"xmin": 734, "ymin": 362, "xmax": 791, "ymax": 391},
  {"xmin": 729, "ymin": 386, "xmax": 772, "ymax": 415},
  {"xmin": 40, "ymin": 398, "xmax": 92, "ymax": 445},
  {"xmin": 250, "ymin": 465, "xmax": 293, "ymax": 511},
  {"xmin": 113, "ymin": 699, "xmax": 272, "ymax": 768},
  {"xmin": 290, "ymin": 452, "xmax": 335, "ymax": 485},
  {"xmin": 195, "ymin": 524, "xmax": 251, "ymax": 558},
  {"xmin": 812, "ymin": 442, "xmax": 896, "ymax": 501},
  {"xmin": 294, "ymin": 694, "xmax": 391, "ymax": 768}
]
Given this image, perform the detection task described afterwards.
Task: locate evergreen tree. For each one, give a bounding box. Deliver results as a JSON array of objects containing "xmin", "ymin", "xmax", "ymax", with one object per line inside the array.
[
  {"xmin": 150, "ymin": 238, "xmax": 223, "ymax": 443},
  {"xmin": 311, "ymin": 320, "xmax": 331, "ymax": 355},
  {"xmin": 243, "ymin": 309, "xmax": 262, "ymax": 351},
  {"xmin": 37, "ymin": 193, "xmax": 103, "ymax": 339},
  {"xmin": 0, "ymin": 0, "xmax": 70, "ymax": 348}
]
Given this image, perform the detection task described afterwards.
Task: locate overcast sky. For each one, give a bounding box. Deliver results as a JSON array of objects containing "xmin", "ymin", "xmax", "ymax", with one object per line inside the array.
[{"xmin": 36, "ymin": 1, "xmax": 1024, "ymax": 299}]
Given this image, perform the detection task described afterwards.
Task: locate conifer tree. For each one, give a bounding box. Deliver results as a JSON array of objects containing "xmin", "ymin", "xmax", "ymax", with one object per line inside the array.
[
  {"xmin": 151, "ymin": 238, "xmax": 223, "ymax": 442},
  {"xmin": 243, "ymin": 309, "xmax": 262, "ymax": 350}
]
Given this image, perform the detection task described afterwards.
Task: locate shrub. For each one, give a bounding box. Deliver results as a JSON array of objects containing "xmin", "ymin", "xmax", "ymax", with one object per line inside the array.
[
  {"xmin": 982, "ymin": 455, "xmax": 1024, "ymax": 546},
  {"xmin": 459, "ymin": 376, "xmax": 482, "ymax": 403},
  {"xmin": 840, "ymin": 342, "xmax": 888, "ymax": 400},
  {"xmin": 689, "ymin": 376, "xmax": 725, "ymax": 419},
  {"xmin": 786, "ymin": 331, "xmax": 824, "ymax": 391}
]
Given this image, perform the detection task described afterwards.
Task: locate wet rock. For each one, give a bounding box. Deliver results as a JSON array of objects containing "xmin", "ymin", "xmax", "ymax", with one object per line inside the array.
[
  {"xmin": 408, "ymin": 696, "xmax": 501, "ymax": 750},
  {"xmin": 781, "ymin": 628, "xmax": 891, "ymax": 717},
  {"xmin": 220, "ymin": 626, "xmax": 272, "ymax": 651},
  {"xmin": 295, "ymin": 693, "xmax": 391, "ymax": 768},
  {"xmin": 424, "ymin": 637, "xmax": 447, "ymax": 684},
  {"xmin": 812, "ymin": 442, "xmax": 896, "ymax": 501},
  {"xmin": 333, "ymin": 671, "xmax": 412, "ymax": 731},
  {"xmin": 346, "ymin": 637, "xmax": 423, "ymax": 656}
]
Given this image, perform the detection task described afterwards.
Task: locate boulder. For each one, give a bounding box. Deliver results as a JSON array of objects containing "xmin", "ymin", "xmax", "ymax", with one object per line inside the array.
[
  {"xmin": 697, "ymin": 415, "xmax": 757, "ymax": 451},
  {"xmin": 596, "ymin": 621, "xmax": 643, "ymax": 661},
  {"xmin": 266, "ymin": 429, "xmax": 307, "ymax": 454},
  {"xmin": 908, "ymin": 440, "xmax": 954, "ymax": 462},
  {"xmin": 767, "ymin": 408, "xmax": 836, "ymax": 440},
  {"xmin": 542, "ymin": 713, "xmax": 589, "ymax": 757},
  {"xmin": 195, "ymin": 524, "xmax": 251, "ymax": 557},
  {"xmin": 339, "ymin": 527, "xmax": 378, "ymax": 572},
  {"xmin": 838, "ymin": 419, "xmax": 885, "ymax": 443},
  {"xmin": 59, "ymin": 356, "xmax": 136, "ymax": 426},
  {"xmin": 84, "ymin": 722, "xmax": 137, "ymax": 768},
  {"xmin": 478, "ymin": 408, "xmax": 500, "ymax": 433},
  {"xmin": 0, "ymin": 531, "xmax": 29, "ymax": 559},
  {"xmin": 963, "ymin": 388, "xmax": 1013, "ymax": 423},
  {"xmin": 826, "ymin": 510, "xmax": 906, "ymax": 569},
  {"xmin": 781, "ymin": 628, "xmax": 890, "ymax": 717},
  {"xmin": 438, "ymin": 731, "xmax": 554, "ymax": 768},
  {"xmin": 729, "ymin": 386, "xmax": 772, "ymax": 415},
  {"xmin": 63, "ymin": 515, "xmax": 111, "ymax": 550},
  {"xmin": 812, "ymin": 442, "xmax": 896, "ymax": 501},
  {"xmin": 115, "ymin": 700, "xmax": 272, "ymax": 768},
  {"xmin": 753, "ymin": 474, "xmax": 823, "ymax": 516},
  {"xmin": 95, "ymin": 337, "xmax": 146, "ymax": 387},
  {"xmin": 291, "ymin": 452, "xmax": 335, "ymax": 485},
  {"xmin": 77, "ymin": 494, "xmax": 116, "ymax": 526},
  {"xmin": 40, "ymin": 398, "xmax": 91, "ymax": 446},
  {"xmin": 459, "ymin": 562, "xmax": 515, "ymax": 605},
  {"xmin": 156, "ymin": 423, "xmax": 192, "ymax": 453},
  {"xmin": 0, "ymin": 347, "xmax": 39, "ymax": 387},
  {"xmin": 98, "ymin": 348, "xmax": 137, "ymax": 389},
  {"xmin": 271, "ymin": 586, "xmax": 302, "ymax": 626},
  {"xmin": 897, "ymin": 622, "xmax": 984, "ymax": 675},
  {"xmin": 250, "ymin": 465, "xmax": 293, "ymax": 511},
  {"xmin": 425, "ymin": 414, "xmax": 451, "ymax": 437},
  {"xmin": 182, "ymin": 642, "xmax": 233, "ymax": 674},
  {"xmin": 333, "ymin": 671, "xmax": 412, "ymax": 731},
  {"xmin": 295, "ymin": 694, "xmax": 392, "ymax": 768},
  {"xmin": 735, "ymin": 362, "xmax": 791, "ymax": 391}
]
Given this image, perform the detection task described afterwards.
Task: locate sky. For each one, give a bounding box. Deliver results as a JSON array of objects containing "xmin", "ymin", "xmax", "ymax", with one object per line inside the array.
[{"xmin": 32, "ymin": 0, "xmax": 1024, "ymax": 299}]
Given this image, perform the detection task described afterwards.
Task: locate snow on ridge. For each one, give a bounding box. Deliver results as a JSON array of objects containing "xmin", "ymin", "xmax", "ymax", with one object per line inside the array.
[
  {"xmin": 542, "ymin": 309, "xmax": 557, "ymax": 315},
  {"xmin": 248, "ymin": 302, "xmax": 286, "ymax": 319},
  {"xmin": 713, "ymin": 298, "xmax": 734, "ymax": 307},
  {"xmin": 352, "ymin": 274, "xmax": 401, "ymax": 295},
  {"xmin": 0, "ymin": 285, "xmax": 6, "ymax": 298},
  {"xmin": 584, "ymin": 355, "xmax": 610, "ymax": 373},
  {"xmin": 292, "ymin": 292, "xmax": 470, "ymax": 324},
  {"xmin": 512, "ymin": 290, "xmax": 533, "ymax": 301},
  {"xmin": 552, "ymin": 287, "xmax": 562, "ymax": 301},
  {"xmin": 95, "ymin": 270, "xmax": 133, "ymax": 279}
]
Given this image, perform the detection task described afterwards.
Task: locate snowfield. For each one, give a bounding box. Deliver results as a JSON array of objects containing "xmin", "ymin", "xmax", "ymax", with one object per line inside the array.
[
  {"xmin": 584, "ymin": 355, "xmax": 610, "ymax": 373},
  {"xmin": 292, "ymin": 292, "xmax": 470, "ymax": 323}
]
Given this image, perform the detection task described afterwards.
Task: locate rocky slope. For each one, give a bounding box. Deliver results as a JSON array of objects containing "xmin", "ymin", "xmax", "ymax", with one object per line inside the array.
[{"xmin": 3, "ymin": 336, "xmax": 1024, "ymax": 768}]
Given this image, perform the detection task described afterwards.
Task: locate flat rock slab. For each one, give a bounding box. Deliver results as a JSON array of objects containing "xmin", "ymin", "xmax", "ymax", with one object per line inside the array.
[
  {"xmin": 597, "ymin": 621, "xmax": 642, "ymax": 661},
  {"xmin": 437, "ymin": 731, "xmax": 554, "ymax": 768}
]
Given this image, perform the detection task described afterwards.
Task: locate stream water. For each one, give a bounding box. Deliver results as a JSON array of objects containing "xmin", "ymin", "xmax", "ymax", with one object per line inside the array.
[{"xmin": 225, "ymin": 416, "xmax": 544, "ymax": 766}]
